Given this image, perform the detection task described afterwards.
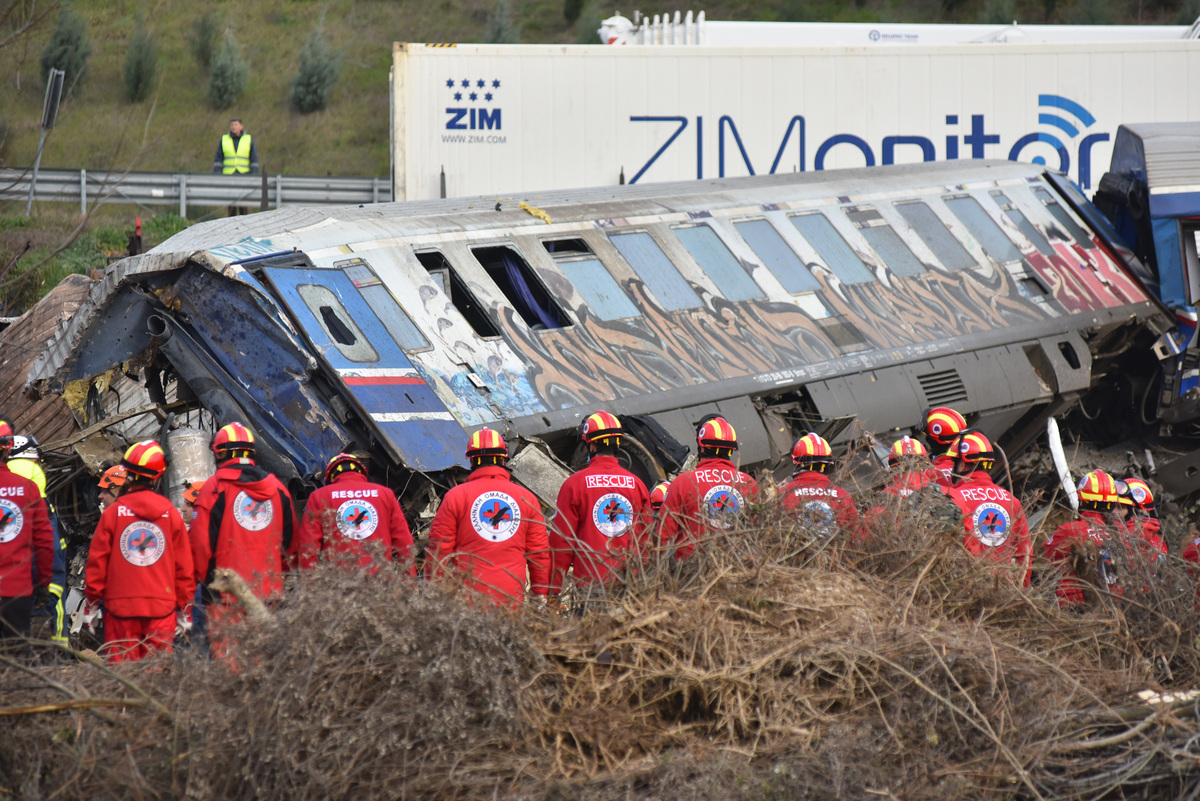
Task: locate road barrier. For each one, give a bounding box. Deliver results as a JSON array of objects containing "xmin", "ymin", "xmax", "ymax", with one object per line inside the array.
[{"xmin": 0, "ymin": 167, "xmax": 392, "ymax": 216}]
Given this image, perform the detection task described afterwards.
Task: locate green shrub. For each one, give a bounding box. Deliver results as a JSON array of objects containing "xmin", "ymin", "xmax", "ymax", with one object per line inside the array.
[
  {"xmin": 1179, "ymin": 0, "xmax": 1200, "ymax": 24},
  {"xmin": 290, "ymin": 27, "xmax": 342, "ymax": 114},
  {"xmin": 979, "ymin": 0, "xmax": 1018, "ymax": 23},
  {"xmin": 123, "ymin": 13, "xmax": 157, "ymax": 103},
  {"xmin": 207, "ymin": 32, "xmax": 250, "ymax": 110},
  {"xmin": 485, "ymin": 0, "xmax": 519, "ymax": 43},
  {"xmin": 40, "ymin": 7, "xmax": 93, "ymax": 96},
  {"xmin": 563, "ymin": 0, "xmax": 584, "ymax": 24},
  {"xmin": 574, "ymin": 2, "xmax": 603, "ymax": 43},
  {"xmin": 190, "ymin": 12, "xmax": 220, "ymax": 69},
  {"xmin": 1067, "ymin": 0, "xmax": 1114, "ymax": 23}
]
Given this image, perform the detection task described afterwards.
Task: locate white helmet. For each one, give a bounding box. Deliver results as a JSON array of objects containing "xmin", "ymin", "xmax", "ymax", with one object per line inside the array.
[{"xmin": 11, "ymin": 435, "xmax": 38, "ymax": 461}]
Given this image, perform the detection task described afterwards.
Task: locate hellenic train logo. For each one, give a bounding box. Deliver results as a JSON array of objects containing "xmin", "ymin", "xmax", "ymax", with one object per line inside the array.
[
  {"xmin": 592, "ymin": 493, "xmax": 634, "ymax": 538},
  {"xmin": 444, "ymin": 76, "xmax": 503, "ymax": 132},
  {"xmin": 471, "ymin": 490, "xmax": 521, "ymax": 542}
]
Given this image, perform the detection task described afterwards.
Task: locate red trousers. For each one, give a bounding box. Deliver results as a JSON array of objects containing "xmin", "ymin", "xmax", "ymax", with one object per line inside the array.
[{"xmin": 103, "ymin": 612, "xmax": 174, "ymax": 663}]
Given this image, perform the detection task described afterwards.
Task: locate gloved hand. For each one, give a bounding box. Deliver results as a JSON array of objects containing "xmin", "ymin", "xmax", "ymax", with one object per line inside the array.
[
  {"xmin": 34, "ymin": 584, "xmax": 55, "ymax": 611},
  {"xmin": 175, "ymin": 607, "xmax": 193, "ymax": 639},
  {"xmin": 81, "ymin": 600, "xmax": 102, "ymax": 633}
]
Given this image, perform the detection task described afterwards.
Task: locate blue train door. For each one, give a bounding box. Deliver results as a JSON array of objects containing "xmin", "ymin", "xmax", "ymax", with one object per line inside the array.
[{"xmin": 261, "ymin": 263, "xmax": 466, "ymax": 472}]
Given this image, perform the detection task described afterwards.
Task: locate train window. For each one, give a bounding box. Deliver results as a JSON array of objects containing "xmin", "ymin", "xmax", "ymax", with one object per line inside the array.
[
  {"xmin": 943, "ymin": 196, "xmax": 1024, "ymax": 263},
  {"xmin": 788, "ymin": 213, "xmax": 875, "ymax": 284},
  {"xmin": 817, "ymin": 315, "xmax": 870, "ymax": 353},
  {"xmin": 733, "ymin": 219, "xmax": 821, "ymax": 294},
  {"xmin": 1033, "ymin": 187, "xmax": 1096, "ymax": 248},
  {"xmin": 557, "ymin": 258, "xmax": 641, "ymax": 321},
  {"xmin": 672, "ymin": 225, "xmax": 764, "ymax": 301},
  {"xmin": 609, "ymin": 232, "xmax": 702, "ymax": 311},
  {"xmin": 893, "ymin": 201, "xmax": 976, "ymax": 270},
  {"xmin": 471, "ymin": 245, "xmax": 572, "ymax": 331},
  {"xmin": 990, "ymin": 191, "xmax": 1055, "ymax": 256},
  {"xmin": 337, "ymin": 259, "xmax": 430, "ymax": 351},
  {"xmin": 543, "ymin": 238, "xmax": 592, "ymax": 255},
  {"xmin": 296, "ymin": 284, "xmax": 380, "ymax": 363},
  {"xmin": 414, "ymin": 250, "xmax": 501, "ymax": 338},
  {"xmin": 844, "ymin": 206, "xmax": 925, "ymax": 277}
]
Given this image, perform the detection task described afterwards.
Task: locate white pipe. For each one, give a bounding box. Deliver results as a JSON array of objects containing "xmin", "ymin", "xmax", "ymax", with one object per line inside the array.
[{"xmin": 1047, "ymin": 417, "xmax": 1078, "ymax": 511}]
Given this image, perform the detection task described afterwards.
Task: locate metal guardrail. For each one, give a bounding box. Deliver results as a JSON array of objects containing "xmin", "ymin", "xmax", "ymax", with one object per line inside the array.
[{"xmin": 0, "ymin": 167, "xmax": 392, "ymax": 216}]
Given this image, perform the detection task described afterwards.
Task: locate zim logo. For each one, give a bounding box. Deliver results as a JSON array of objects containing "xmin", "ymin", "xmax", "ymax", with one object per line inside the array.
[
  {"xmin": 445, "ymin": 76, "xmax": 503, "ymax": 130},
  {"xmin": 470, "ymin": 490, "xmax": 522, "ymax": 542}
]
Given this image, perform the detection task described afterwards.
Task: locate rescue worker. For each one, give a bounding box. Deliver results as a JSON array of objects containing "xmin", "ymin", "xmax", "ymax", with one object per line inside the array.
[
  {"xmin": 1118, "ymin": 477, "xmax": 1166, "ymax": 553},
  {"xmin": 781, "ymin": 433, "xmax": 859, "ymax": 541},
  {"xmin": 659, "ymin": 417, "xmax": 759, "ymax": 560},
  {"xmin": 0, "ymin": 420, "xmax": 54, "ymax": 641},
  {"xmin": 920, "ymin": 406, "xmax": 968, "ymax": 487},
  {"xmin": 295, "ymin": 452, "xmax": 415, "ymax": 573},
  {"xmin": 549, "ymin": 412, "xmax": 651, "ymax": 601},
  {"xmin": 425, "ymin": 428, "xmax": 551, "ymax": 606},
  {"xmin": 944, "ymin": 430, "xmax": 1032, "ymax": 587},
  {"xmin": 212, "ymin": 118, "xmax": 259, "ymax": 175},
  {"xmin": 10, "ymin": 435, "xmax": 67, "ymax": 644},
  {"xmin": 98, "ymin": 465, "xmax": 127, "ymax": 511},
  {"xmin": 191, "ymin": 423, "xmax": 296, "ymax": 642},
  {"xmin": 880, "ymin": 436, "xmax": 939, "ymax": 498},
  {"xmin": 649, "ymin": 481, "xmax": 669, "ymax": 513},
  {"xmin": 1044, "ymin": 469, "xmax": 1131, "ymax": 605},
  {"xmin": 84, "ymin": 441, "xmax": 194, "ymax": 662}
]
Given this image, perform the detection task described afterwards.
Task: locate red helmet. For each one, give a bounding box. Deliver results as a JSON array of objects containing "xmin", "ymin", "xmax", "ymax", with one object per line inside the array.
[
  {"xmin": 950, "ymin": 430, "xmax": 994, "ymax": 469},
  {"xmin": 888, "ymin": 436, "xmax": 928, "ymax": 466},
  {"xmin": 466, "ymin": 427, "xmax": 508, "ymax": 460},
  {"xmin": 1078, "ymin": 469, "xmax": 1119, "ymax": 506},
  {"xmin": 697, "ymin": 417, "xmax": 737, "ymax": 451},
  {"xmin": 212, "ymin": 422, "xmax": 256, "ymax": 458},
  {"xmin": 650, "ymin": 480, "xmax": 669, "ymax": 511},
  {"xmin": 581, "ymin": 410, "xmax": 623, "ymax": 446},
  {"xmin": 98, "ymin": 464, "xmax": 128, "ymax": 491},
  {"xmin": 1124, "ymin": 477, "xmax": 1155, "ymax": 514},
  {"xmin": 923, "ymin": 406, "xmax": 967, "ymax": 448},
  {"xmin": 182, "ymin": 479, "xmax": 205, "ymax": 505},
  {"xmin": 0, "ymin": 420, "xmax": 12, "ymax": 459},
  {"xmin": 122, "ymin": 440, "xmax": 167, "ymax": 481},
  {"xmin": 325, "ymin": 452, "xmax": 366, "ymax": 483},
  {"xmin": 792, "ymin": 432, "xmax": 833, "ymax": 466}
]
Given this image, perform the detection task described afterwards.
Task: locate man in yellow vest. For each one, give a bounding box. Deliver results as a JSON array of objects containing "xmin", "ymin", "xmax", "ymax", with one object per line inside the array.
[{"xmin": 212, "ymin": 118, "xmax": 259, "ymax": 175}]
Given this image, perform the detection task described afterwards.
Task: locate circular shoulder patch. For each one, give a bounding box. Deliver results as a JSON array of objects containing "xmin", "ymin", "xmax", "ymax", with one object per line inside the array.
[
  {"xmin": 591, "ymin": 493, "xmax": 634, "ymax": 538},
  {"xmin": 971, "ymin": 502, "xmax": 1010, "ymax": 547},
  {"xmin": 470, "ymin": 491, "xmax": 522, "ymax": 542},
  {"xmin": 798, "ymin": 499, "xmax": 837, "ymax": 538},
  {"xmin": 702, "ymin": 484, "xmax": 746, "ymax": 529},
  {"xmin": 232, "ymin": 491, "xmax": 275, "ymax": 532},
  {"xmin": 0, "ymin": 499, "xmax": 24, "ymax": 544},
  {"xmin": 119, "ymin": 521, "xmax": 166, "ymax": 567},
  {"xmin": 1130, "ymin": 485, "xmax": 1147, "ymax": 504},
  {"xmin": 336, "ymin": 499, "xmax": 379, "ymax": 541}
]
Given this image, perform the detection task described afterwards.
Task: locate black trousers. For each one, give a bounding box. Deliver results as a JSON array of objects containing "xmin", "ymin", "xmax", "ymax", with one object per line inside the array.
[{"xmin": 0, "ymin": 595, "xmax": 33, "ymax": 639}]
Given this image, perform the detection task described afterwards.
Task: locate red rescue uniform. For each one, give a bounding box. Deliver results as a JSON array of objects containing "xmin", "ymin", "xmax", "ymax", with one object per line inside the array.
[
  {"xmin": 295, "ymin": 471, "xmax": 415, "ymax": 574},
  {"xmin": 425, "ymin": 464, "xmax": 551, "ymax": 605},
  {"xmin": 660, "ymin": 458, "xmax": 759, "ymax": 560},
  {"xmin": 946, "ymin": 471, "xmax": 1032, "ymax": 587},
  {"xmin": 781, "ymin": 471, "xmax": 859, "ymax": 541},
  {"xmin": 931, "ymin": 453, "xmax": 956, "ymax": 488},
  {"xmin": 1044, "ymin": 510, "xmax": 1135, "ymax": 605},
  {"xmin": 191, "ymin": 461, "xmax": 296, "ymax": 600},
  {"xmin": 85, "ymin": 485, "xmax": 194, "ymax": 661},
  {"xmin": 0, "ymin": 463, "xmax": 52, "ymax": 599},
  {"xmin": 550, "ymin": 454, "xmax": 650, "ymax": 593}
]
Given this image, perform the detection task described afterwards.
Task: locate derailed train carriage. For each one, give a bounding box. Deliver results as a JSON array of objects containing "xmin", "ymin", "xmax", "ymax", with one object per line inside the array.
[{"xmin": 25, "ymin": 159, "xmax": 1172, "ymax": 531}]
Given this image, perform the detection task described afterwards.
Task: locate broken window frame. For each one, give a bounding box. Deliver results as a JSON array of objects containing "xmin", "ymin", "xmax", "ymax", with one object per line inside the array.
[
  {"xmin": 335, "ymin": 257, "xmax": 432, "ymax": 353},
  {"xmin": 469, "ymin": 243, "xmax": 574, "ymax": 332},
  {"xmin": 295, "ymin": 283, "xmax": 381, "ymax": 364},
  {"xmin": 1032, "ymin": 186, "xmax": 1097, "ymax": 250},
  {"xmin": 414, "ymin": 248, "xmax": 502, "ymax": 339},
  {"xmin": 990, "ymin": 190, "xmax": 1056, "ymax": 257}
]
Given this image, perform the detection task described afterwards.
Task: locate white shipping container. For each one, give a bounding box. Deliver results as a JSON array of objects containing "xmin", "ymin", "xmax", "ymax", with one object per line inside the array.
[{"xmin": 390, "ymin": 41, "xmax": 1200, "ymax": 202}]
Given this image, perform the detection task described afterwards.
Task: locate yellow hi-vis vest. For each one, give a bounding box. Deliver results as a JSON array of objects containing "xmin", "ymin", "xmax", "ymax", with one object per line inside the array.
[{"xmin": 221, "ymin": 133, "xmax": 253, "ymax": 174}]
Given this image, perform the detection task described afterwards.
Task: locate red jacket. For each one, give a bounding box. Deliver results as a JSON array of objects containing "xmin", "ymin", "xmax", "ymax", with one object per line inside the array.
[
  {"xmin": 931, "ymin": 453, "xmax": 956, "ymax": 488},
  {"xmin": 295, "ymin": 472, "xmax": 415, "ymax": 573},
  {"xmin": 946, "ymin": 471, "xmax": 1032, "ymax": 586},
  {"xmin": 191, "ymin": 461, "xmax": 296, "ymax": 600},
  {"xmin": 781, "ymin": 471, "xmax": 859, "ymax": 540},
  {"xmin": 85, "ymin": 486, "xmax": 194, "ymax": 618},
  {"xmin": 425, "ymin": 465, "xmax": 550, "ymax": 605},
  {"xmin": 1124, "ymin": 515, "xmax": 1166, "ymax": 555},
  {"xmin": 0, "ymin": 463, "xmax": 53, "ymax": 598},
  {"xmin": 550, "ymin": 454, "xmax": 650, "ymax": 592},
  {"xmin": 1044, "ymin": 510, "xmax": 1134, "ymax": 605},
  {"xmin": 659, "ymin": 458, "xmax": 759, "ymax": 560}
]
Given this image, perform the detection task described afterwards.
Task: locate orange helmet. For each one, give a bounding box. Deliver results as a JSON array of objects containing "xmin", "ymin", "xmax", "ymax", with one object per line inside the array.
[
  {"xmin": 950, "ymin": 430, "xmax": 994, "ymax": 469},
  {"xmin": 581, "ymin": 410, "xmax": 623, "ymax": 446},
  {"xmin": 697, "ymin": 417, "xmax": 737, "ymax": 451},
  {"xmin": 0, "ymin": 420, "xmax": 12, "ymax": 459},
  {"xmin": 888, "ymin": 436, "xmax": 928, "ymax": 467},
  {"xmin": 212, "ymin": 422, "xmax": 256, "ymax": 458},
  {"xmin": 466, "ymin": 428, "xmax": 508, "ymax": 460},
  {"xmin": 1077, "ymin": 469, "xmax": 1119, "ymax": 506},
  {"xmin": 922, "ymin": 406, "xmax": 967, "ymax": 448},
  {"xmin": 182, "ymin": 479, "xmax": 205, "ymax": 505},
  {"xmin": 122, "ymin": 440, "xmax": 167, "ymax": 481},
  {"xmin": 650, "ymin": 481, "xmax": 669, "ymax": 511},
  {"xmin": 792, "ymin": 433, "xmax": 833, "ymax": 467},
  {"xmin": 98, "ymin": 464, "xmax": 128, "ymax": 491},
  {"xmin": 1123, "ymin": 477, "xmax": 1155, "ymax": 515},
  {"xmin": 325, "ymin": 452, "xmax": 366, "ymax": 483}
]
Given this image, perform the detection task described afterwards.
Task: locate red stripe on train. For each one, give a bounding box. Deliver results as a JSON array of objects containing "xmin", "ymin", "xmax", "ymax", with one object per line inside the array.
[{"xmin": 343, "ymin": 375, "xmax": 427, "ymax": 386}]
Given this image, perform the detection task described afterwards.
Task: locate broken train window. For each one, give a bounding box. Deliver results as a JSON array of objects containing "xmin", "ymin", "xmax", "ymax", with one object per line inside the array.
[
  {"xmin": 415, "ymin": 249, "xmax": 501, "ymax": 339},
  {"xmin": 337, "ymin": 258, "xmax": 430, "ymax": 352},
  {"xmin": 296, "ymin": 284, "xmax": 380, "ymax": 363},
  {"xmin": 470, "ymin": 244, "xmax": 572, "ymax": 331}
]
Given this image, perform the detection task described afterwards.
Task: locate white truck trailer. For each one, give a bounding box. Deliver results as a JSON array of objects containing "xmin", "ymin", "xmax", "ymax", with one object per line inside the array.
[{"xmin": 389, "ymin": 40, "xmax": 1200, "ymax": 202}]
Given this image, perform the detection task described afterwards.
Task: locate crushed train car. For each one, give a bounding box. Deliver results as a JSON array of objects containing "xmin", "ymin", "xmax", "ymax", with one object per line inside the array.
[{"xmin": 20, "ymin": 159, "xmax": 1172, "ymax": 540}]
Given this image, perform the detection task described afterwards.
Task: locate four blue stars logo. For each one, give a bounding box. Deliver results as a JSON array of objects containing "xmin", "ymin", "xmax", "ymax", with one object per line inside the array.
[{"xmin": 447, "ymin": 79, "xmax": 501, "ymax": 100}]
